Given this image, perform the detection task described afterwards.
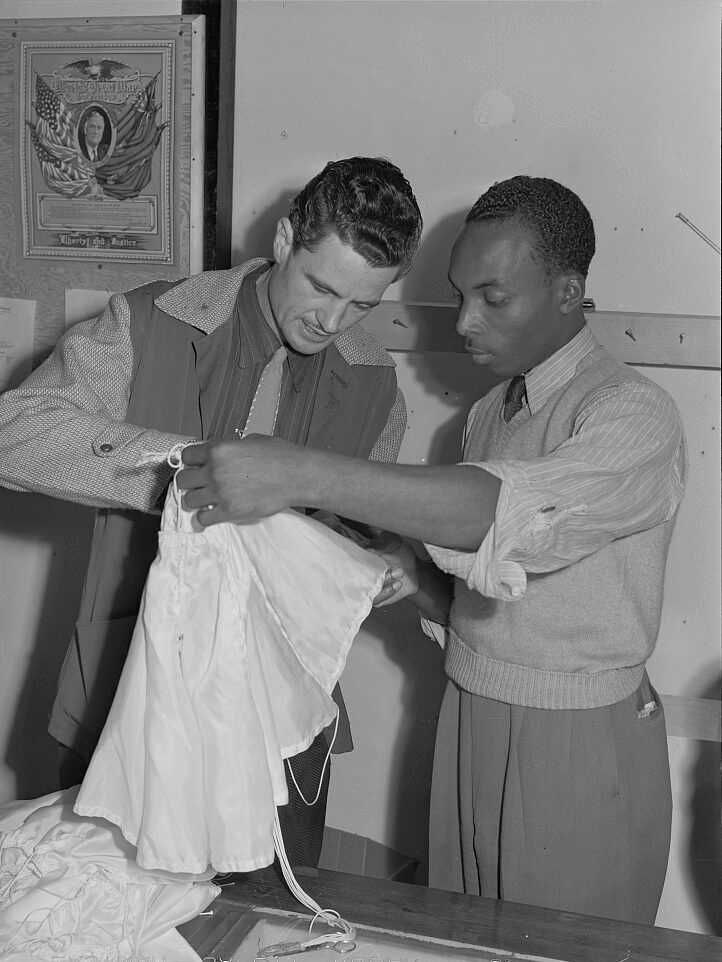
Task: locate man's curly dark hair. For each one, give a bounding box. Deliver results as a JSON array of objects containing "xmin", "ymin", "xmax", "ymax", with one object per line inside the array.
[
  {"xmin": 288, "ymin": 156, "xmax": 423, "ymax": 275},
  {"xmin": 466, "ymin": 175, "xmax": 595, "ymax": 278}
]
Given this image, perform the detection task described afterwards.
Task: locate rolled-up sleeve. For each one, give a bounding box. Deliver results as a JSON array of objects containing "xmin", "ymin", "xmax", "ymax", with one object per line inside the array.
[
  {"xmin": 426, "ymin": 382, "xmax": 687, "ymax": 600},
  {"xmin": 0, "ymin": 294, "xmax": 190, "ymax": 511}
]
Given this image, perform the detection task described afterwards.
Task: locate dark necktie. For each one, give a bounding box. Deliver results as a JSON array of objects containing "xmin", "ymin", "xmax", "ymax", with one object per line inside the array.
[{"xmin": 503, "ymin": 374, "xmax": 527, "ymax": 422}]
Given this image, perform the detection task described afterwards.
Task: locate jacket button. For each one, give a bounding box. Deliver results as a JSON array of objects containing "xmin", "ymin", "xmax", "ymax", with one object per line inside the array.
[{"xmin": 99, "ymin": 443, "xmax": 113, "ymax": 452}]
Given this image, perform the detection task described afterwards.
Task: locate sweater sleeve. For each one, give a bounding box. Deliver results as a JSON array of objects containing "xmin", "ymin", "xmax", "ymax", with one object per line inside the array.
[
  {"xmin": 426, "ymin": 381, "xmax": 687, "ymax": 600},
  {"xmin": 0, "ymin": 293, "xmax": 191, "ymax": 511}
]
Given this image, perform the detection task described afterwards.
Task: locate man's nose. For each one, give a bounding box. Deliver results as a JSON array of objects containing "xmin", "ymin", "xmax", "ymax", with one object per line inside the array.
[
  {"xmin": 456, "ymin": 302, "xmax": 473, "ymax": 338},
  {"xmin": 318, "ymin": 300, "xmax": 345, "ymax": 333}
]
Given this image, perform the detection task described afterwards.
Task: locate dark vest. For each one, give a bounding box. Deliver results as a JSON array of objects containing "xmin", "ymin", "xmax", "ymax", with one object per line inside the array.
[{"xmin": 49, "ymin": 278, "xmax": 397, "ymax": 759}]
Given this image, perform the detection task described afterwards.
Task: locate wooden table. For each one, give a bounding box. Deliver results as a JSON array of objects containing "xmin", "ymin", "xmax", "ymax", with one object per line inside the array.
[{"xmin": 179, "ymin": 865, "xmax": 722, "ymax": 962}]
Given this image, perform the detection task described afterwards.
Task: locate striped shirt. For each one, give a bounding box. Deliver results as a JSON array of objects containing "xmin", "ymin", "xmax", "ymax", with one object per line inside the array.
[{"xmin": 426, "ymin": 324, "xmax": 687, "ymax": 602}]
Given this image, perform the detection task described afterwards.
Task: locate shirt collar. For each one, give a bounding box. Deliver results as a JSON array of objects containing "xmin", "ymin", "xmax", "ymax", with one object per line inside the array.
[
  {"xmin": 524, "ymin": 324, "xmax": 597, "ymax": 414},
  {"xmin": 233, "ymin": 265, "xmax": 279, "ymax": 368},
  {"xmin": 254, "ymin": 266, "xmax": 281, "ymax": 344},
  {"xmin": 251, "ymin": 266, "xmax": 315, "ymax": 390}
]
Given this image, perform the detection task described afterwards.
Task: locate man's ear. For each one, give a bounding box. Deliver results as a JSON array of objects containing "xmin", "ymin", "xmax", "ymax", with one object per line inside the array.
[
  {"xmin": 557, "ymin": 273, "xmax": 585, "ymax": 314},
  {"xmin": 273, "ymin": 217, "xmax": 294, "ymax": 265}
]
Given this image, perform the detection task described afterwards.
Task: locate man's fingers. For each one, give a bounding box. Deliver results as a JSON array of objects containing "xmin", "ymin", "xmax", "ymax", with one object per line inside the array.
[
  {"xmin": 175, "ymin": 465, "xmax": 208, "ymax": 491},
  {"xmin": 373, "ymin": 586, "xmax": 394, "ymax": 605},
  {"xmin": 181, "ymin": 487, "xmax": 216, "ymax": 511},
  {"xmin": 373, "ymin": 583, "xmax": 401, "ymax": 607},
  {"xmin": 373, "ymin": 571, "xmax": 402, "ymax": 606},
  {"xmin": 172, "ymin": 436, "xmax": 297, "ymax": 524},
  {"xmin": 180, "ymin": 442, "xmax": 210, "ymax": 467},
  {"xmin": 195, "ymin": 504, "xmax": 228, "ymax": 528}
]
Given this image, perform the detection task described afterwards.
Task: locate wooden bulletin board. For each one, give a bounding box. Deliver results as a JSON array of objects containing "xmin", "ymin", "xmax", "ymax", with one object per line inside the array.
[{"xmin": 0, "ymin": 15, "xmax": 204, "ymax": 365}]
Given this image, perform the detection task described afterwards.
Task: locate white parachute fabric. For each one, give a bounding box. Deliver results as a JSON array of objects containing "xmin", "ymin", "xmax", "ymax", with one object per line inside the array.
[
  {"xmin": 74, "ymin": 484, "xmax": 385, "ymax": 875},
  {"xmin": 0, "ymin": 787, "xmax": 218, "ymax": 961}
]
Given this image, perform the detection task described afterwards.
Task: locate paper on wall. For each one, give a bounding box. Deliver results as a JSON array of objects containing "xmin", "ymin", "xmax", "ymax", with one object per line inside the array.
[
  {"xmin": 65, "ymin": 288, "xmax": 115, "ymax": 330},
  {"xmin": 0, "ymin": 297, "xmax": 36, "ymax": 393}
]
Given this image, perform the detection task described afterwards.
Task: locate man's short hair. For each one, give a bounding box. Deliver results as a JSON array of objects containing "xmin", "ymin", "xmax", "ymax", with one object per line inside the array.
[
  {"xmin": 289, "ymin": 156, "xmax": 422, "ymax": 274},
  {"xmin": 84, "ymin": 110, "xmax": 105, "ymax": 129},
  {"xmin": 465, "ymin": 175, "xmax": 595, "ymax": 278}
]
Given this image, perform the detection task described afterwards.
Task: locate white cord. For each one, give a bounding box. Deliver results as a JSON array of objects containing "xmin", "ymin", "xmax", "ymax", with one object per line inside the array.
[
  {"xmin": 270, "ymin": 714, "xmax": 355, "ymax": 946},
  {"xmin": 285, "ymin": 713, "xmax": 338, "ymax": 807},
  {"xmin": 166, "ymin": 441, "xmax": 192, "ymax": 469},
  {"xmin": 272, "ymin": 809, "xmax": 356, "ymax": 945},
  {"xmin": 135, "ymin": 440, "xmax": 193, "ymax": 467}
]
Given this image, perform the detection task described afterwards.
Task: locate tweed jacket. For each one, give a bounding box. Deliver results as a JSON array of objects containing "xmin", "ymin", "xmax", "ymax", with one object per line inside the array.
[{"xmin": 0, "ymin": 259, "xmax": 406, "ymax": 512}]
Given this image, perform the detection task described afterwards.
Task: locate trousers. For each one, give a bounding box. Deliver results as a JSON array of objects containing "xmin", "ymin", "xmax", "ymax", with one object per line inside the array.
[{"xmin": 429, "ymin": 676, "xmax": 672, "ymax": 923}]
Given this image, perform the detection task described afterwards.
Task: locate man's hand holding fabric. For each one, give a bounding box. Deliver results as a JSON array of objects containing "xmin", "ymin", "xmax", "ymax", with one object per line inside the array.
[{"xmin": 177, "ymin": 435, "xmax": 306, "ymax": 527}]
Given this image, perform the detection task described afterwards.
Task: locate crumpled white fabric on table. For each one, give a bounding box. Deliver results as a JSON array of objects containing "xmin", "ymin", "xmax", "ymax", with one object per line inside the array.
[
  {"xmin": 75, "ymin": 484, "xmax": 386, "ymax": 875},
  {"xmin": 0, "ymin": 787, "xmax": 218, "ymax": 961}
]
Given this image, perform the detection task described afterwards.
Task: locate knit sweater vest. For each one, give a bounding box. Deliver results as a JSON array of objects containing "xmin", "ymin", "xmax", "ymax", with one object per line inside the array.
[{"xmin": 447, "ymin": 346, "xmax": 678, "ymax": 710}]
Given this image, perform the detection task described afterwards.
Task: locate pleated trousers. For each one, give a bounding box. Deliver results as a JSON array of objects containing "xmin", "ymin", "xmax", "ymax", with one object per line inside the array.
[{"xmin": 429, "ymin": 677, "xmax": 672, "ymax": 923}]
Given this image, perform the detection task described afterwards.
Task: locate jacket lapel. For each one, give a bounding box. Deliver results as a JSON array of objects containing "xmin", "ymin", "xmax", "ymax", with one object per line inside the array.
[{"xmin": 306, "ymin": 347, "xmax": 354, "ymax": 451}]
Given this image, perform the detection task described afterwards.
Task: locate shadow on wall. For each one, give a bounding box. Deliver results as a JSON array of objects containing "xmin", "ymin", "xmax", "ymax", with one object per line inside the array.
[
  {"xmin": 232, "ymin": 188, "xmax": 296, "ymax": 265},
  {"xmin": 362, "ymin": 600, "xmax": 446, "ymax": 876},
  {"xmin": 1, "ymin": 490, "xmax": 94, "ymax": 799},
  {"xmin": 399, "ymin": 205, "xmax": 466, "ymax": 305},
  {"xmin": 400, "ymin": 207, "xmax": 502, "ymax": 467},
  {"xmin": 687, "ymin": 672, "xmax": 722, "ymax": 935}
]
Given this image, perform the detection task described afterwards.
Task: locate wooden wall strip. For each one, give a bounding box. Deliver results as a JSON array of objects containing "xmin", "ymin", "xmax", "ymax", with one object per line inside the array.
[
  {"xmin": 661, "ymin": 694, "xmax": 721, "ymax": 742},
  {"xmin": 362, "ymin": 303, "xmax": 721, "ymax": 370},
  {"xmin": 215, "ymin": 0, "xmax": 236, "ymax": 268},
  {"xmin": 189, "ymin": 15, "xmax": 205, "ymax": 275}
]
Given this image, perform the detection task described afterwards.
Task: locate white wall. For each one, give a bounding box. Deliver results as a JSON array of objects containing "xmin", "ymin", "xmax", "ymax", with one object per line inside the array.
[
  {"xmin": 230, "ymin": 0, "xmax": 721, "ymax": 935},
  {"xmin": 231, "ymin": 0, "xmax": 720, "ymax": 317}
]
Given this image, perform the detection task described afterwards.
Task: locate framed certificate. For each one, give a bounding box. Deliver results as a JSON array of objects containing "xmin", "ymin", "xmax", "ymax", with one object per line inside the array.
[{"xmin": 17, "ymin": 19, "xmax": 203, "ymax": 267}]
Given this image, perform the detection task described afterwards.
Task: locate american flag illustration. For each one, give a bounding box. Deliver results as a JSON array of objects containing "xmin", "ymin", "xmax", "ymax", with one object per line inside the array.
[
  {"xmin": 33, "ymin": 74, "xmax": 74, "ymax": 146},
  {"xmin": 29, "ymin": 73, "xmax": 93, "ymax": 197}
]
